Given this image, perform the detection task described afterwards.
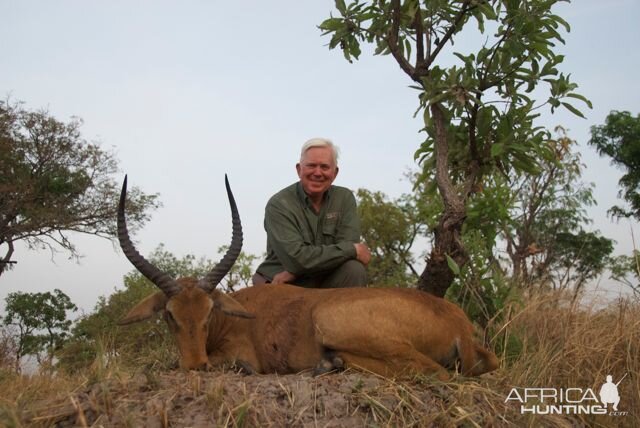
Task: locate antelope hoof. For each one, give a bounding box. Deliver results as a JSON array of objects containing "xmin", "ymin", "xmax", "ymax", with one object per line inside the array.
[
  {"xmin": 312, "ymin": 355, "xmax": 344, "ymax": 377},
  {"xmin": 330, "ymin": 355, "xmax": 344, "ymax": 370},
  {"xmin": 313, "ymin": 358, "xmax": 335, "ymax": 376},
  {"xmin": 234, "ymin": 360, "xmax": 256, "ymax": 375}
]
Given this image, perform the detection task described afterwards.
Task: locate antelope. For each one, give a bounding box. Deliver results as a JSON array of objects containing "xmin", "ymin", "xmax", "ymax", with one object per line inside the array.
[{"xmin": 117, "ymin": 176, "xmax": 498, "ymax": 380}]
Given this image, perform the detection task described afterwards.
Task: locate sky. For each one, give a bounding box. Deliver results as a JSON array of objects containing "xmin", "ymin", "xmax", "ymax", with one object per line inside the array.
[{"xmin": 1, "ymin": 0, "xmax": 639, "ymax": 315}]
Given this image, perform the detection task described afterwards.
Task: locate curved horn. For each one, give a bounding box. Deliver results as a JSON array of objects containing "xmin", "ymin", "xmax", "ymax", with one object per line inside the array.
[
  {"xmin": 117, "ymin": 175, "xmax": 181, "ymax": 297},
  {"xmin": 200, "ymin": 174, "xmax": 243, "ymax": 292}
]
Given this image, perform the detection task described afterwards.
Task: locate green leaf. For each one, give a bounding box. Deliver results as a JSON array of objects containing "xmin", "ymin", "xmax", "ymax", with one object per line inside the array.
[
  {"xmin": 566, "ymin": 92, "xmax": 593, "ymax": 109},
  {"xmin": 561, "ymin": 102, "xmax": 585, "ymax": 119},
  {"xmin": 478, "ymin": 2, "xmax": 497, "ymax": 20},
  {"xmin": 551, "ymin": 14, "xmax": 571, "ymax": 32},
  {"xmin": 491, "ymin": 143, "xmax": 505, "ymax": 157},
  {"xmin": 319, "ymin": 18, "xmax": 344, "ymax": 32},
  {"xmin": 349, "ymin": 37, "xmax": 362, "ymax": 60},
  {"xmin": 427, "ymin": 92, "xmax": 450, "ymax": 106},
  {"xmin": 374, "ymin": 40, "xmax": 390, "ymax": 56},
  {"xmin": 446, "ymin": 254, "xmax": 461, "ymax": 276}
]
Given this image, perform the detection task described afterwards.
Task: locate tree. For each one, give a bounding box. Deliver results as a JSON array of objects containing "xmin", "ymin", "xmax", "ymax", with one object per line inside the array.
[
  {"xmin": 588, "ymin": 110, "xmax": 640, "ymax": 220},
  {"xmin": 0, "ymin": 99, "xmax": 160, "ymax": 276},
  {"xmin": 608, "ymin": 250, "xmax": 640, "ymax": 297},
  {"xmin": 320, "ymin": 0, "xmax": 589, "ymax": 296},
  {"xmin": 542, "ymin": 230, "xmax": 613, "ymax": 295},
  {"xmin": 500, "ymin": 128, "xmax": 614, "ymax": 290},
  {"xmin": 2, "ymin": 289, "xmax": 77, "ymax": 368},
  {"xmin": 355, "ymin": 170, "xmax": 443, "ymax": 286},
  {"xmin": 356, "ymin": 188, "xmax": 423, "ymax": 286}
]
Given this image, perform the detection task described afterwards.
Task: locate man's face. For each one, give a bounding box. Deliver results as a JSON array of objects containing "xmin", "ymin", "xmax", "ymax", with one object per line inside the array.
[{"xmin": 296, "ymin": 146, "xmax": 339, "ymax": 200}]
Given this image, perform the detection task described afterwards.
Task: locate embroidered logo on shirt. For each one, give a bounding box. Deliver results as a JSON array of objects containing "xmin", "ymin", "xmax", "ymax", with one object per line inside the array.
[{"xmin": 326, "ymin": 212, "xmax": 339, "ymax": 221}]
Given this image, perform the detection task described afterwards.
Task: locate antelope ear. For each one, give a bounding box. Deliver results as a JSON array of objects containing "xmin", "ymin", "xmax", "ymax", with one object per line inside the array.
[
  {"xmin": 213, "ymin": 293, "xmax": 255, "ymax": 319},
  {"xmin": 118, "ymin": 292, "xmax": 168, "ymax": 325}
]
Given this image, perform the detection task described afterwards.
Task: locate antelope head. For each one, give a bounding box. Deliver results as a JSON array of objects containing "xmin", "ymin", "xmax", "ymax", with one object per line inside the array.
[{"xmin": 116, "ymin": 175, "xmax": 252, "ymax": 370}]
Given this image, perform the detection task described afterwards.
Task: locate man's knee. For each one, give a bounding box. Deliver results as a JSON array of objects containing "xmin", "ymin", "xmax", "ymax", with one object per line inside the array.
[
  {"xmin": 323, "ymin": 260, "xmax": 368, "ymax": 288},
  {"xmin": 343, "ymin": 259, "xmax": 368, "ymax": 283},
  {"xmin": 251, "ymin": 272, "xmax": 269, "ymax": 286}
]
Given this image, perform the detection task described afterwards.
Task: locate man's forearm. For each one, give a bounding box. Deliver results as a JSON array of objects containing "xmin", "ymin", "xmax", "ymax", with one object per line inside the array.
[{"xmin": 273, "ymin": 240, "xmax": 357, "ymax": 276}]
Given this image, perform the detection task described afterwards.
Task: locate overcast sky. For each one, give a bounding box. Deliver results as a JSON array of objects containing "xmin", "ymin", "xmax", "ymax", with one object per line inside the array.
[{"xmin": 1, "ymin": 0, "xmax": 639, "ymax": 314}]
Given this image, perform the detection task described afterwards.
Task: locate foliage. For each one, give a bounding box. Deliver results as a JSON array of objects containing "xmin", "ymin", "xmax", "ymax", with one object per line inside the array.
[
  {"xmin": 57, "ymin": 245, "xmax": 260, "ymax": 372},
  {"xmin": 608, "ymin": 250, "xmax": 640, "ymax": 297},
  {"xmin": 500, "ymin": 128, "xmax": 614, "ymax": 294},
  {"xmin": 0, "ymin": 99, "xmax": 160, "ymax": 276},
  {"xmin": 58, "ymin": 266, "xmax": 171, "ymax": 373},
  {"xmin": 541, "ymin": 230, "xmax": 614, "ymax": 294},
  {"xmin": 357, "ymin": 189, "xmax": 418, "ymax": 286},
  {"xmin": 355, "ymin": 128, "xmax": 613, "ymax": 322},
  {"xmin": 447, "ymin": 229, "xmax": 513, "ymax": 327},
  {"xmin": 588, "ymin": 110, "xmax": 640, "ymax": 220},
  {"xmin": 320, "ymin": 0, "xmax": 589, "ymax": 296},
  {"xmin": 2, "ymin": 289, "xmax": 77, "ymax": 368},
  {"xmin": 217, "ymin": 245, "xmax": 261, "ymax": 292},
  {"xmin": 356, "ymin": 187, "xmax": 425, "ymax": 286}
]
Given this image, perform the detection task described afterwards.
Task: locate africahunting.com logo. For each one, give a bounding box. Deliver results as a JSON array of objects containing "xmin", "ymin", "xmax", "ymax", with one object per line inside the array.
[{"xmin": 505, "ymin": 374, "xmax": 629, "ymax": 416}]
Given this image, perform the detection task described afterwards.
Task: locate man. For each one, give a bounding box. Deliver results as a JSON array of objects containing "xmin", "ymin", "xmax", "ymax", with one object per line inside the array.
[
  {"xmin": 253, "ymin": 138, "xmax": 371, "ymax": 287},
  {"xmin": 599, "ymin": 375, "xmax": 621, "ymax": 411}
]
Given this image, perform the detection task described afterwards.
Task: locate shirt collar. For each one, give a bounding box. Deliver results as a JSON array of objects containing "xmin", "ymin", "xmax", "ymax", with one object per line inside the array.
[{"xmin": 296, "ymin": 182, "xmax": 332, "ymax": 209}]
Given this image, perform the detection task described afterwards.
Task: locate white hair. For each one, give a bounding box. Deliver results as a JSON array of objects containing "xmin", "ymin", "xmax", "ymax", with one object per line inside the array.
[{"xmin": 300, "ymin": 138, "xmax": 339, "ymax": 166}]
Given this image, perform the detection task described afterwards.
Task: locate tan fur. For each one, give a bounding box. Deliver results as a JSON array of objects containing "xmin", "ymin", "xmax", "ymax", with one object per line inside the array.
[{"xmin": 121, "ymin": 281, "xmax": 499, "ymax": 379}]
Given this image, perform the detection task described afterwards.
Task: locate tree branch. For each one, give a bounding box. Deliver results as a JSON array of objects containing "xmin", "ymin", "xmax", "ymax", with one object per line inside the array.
[
  {"xmin": 430, "ymin": 103, "xmax": 464, "ymax": 218},
  {"xmin": 478, "ymin": 23, "xmax": 513, "ymax": 91},
  {"xmin": 400, "ymin": 252, "xmax": 420, "ymax": 277},
  {"xmin": 0, "ymin": 240, "xmax": 15, "ymax": 276},
  {"xmin": 468, "ymin": 100, "xmax": 481, "ymax": 164},
  {"xmin": 388, "ymin": 0, "xmax": 417, "ymax": 81},
  {"xmin": 413, "ymin": 7, "xmax": 427, "ymax": 75},
  {"xmin": 424, "ymin": 1, "xmax": 473, "ymax": 70}
]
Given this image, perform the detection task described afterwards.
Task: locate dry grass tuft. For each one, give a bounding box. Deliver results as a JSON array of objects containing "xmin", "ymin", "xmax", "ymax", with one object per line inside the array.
[
  {"xmin": 493, "ymin": 291, "xmax": 639, "ymax": 427},
  {"xmin": 0, "ymin": 290, "xmax": 638, "ymax": 427}
]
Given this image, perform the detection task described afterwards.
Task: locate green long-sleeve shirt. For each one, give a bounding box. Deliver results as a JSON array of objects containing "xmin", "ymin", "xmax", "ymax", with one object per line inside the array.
[{"xmin": 256, "ymin": 182, "xmax": 361, "ymax": 280}]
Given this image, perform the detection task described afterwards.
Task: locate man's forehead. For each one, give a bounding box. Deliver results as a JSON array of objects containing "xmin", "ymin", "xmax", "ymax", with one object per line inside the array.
[
  {"xmin": 302, "ymin": 147, "xmax": 334, "ymax": 163},
  {"xmin": 302, "ymin": 158, "xmax": 332, "ymax": 165}
]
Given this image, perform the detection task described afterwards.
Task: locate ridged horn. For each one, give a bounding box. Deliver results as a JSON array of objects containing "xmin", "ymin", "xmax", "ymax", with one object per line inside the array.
[
  {"xmin": 200, "ymin": 174, "xmax": 243, "ymax": 292},
  {"xmin": 117, "ymin": 175, "xmax": 181, "ymax": 297}
]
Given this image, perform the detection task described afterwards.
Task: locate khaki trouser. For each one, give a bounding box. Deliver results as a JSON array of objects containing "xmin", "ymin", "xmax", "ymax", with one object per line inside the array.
[{"xmin": 252, "ymin": 260, "xmax": 367, "ymax": 288}]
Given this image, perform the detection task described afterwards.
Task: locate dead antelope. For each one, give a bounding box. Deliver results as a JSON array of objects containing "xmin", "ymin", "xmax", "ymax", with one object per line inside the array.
[{"xmin": 117, "ymin": 176, "xmax": 498, "ymax": 380}]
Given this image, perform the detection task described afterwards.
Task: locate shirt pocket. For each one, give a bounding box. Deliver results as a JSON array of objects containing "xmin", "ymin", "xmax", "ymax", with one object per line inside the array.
[{"xmin": 322, "ymin": 219, "xmax": 338, "ymax": 240}]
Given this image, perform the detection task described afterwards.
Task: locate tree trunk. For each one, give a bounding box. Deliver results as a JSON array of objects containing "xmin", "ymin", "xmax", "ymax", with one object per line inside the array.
[
  {"xmin": 418, "ymin": 211, "xmax": 468, "ymax": 297},
  {"xmin": 417, "ymin": 104, "xmax": 471, "ymax": 297}
]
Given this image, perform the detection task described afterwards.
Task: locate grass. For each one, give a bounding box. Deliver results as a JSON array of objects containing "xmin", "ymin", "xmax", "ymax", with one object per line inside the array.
[
  {"xmin": 0, "ymin": 290, "xmax": 638, "ymax": 427},
  {"xmin": 503, "ymin": 293, "xmax": 639, "ymax": 399}
]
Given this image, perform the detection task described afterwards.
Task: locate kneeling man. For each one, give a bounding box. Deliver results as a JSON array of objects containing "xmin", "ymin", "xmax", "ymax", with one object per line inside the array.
[{"xmin": 253, "ymin": 138, "xmax": 370, "ymax": 288}]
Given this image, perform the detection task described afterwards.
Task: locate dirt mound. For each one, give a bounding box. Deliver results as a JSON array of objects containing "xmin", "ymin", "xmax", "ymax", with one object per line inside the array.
[{"xmin": 25, "ymin": 370, "xmax": 506, "ymax": 427}]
